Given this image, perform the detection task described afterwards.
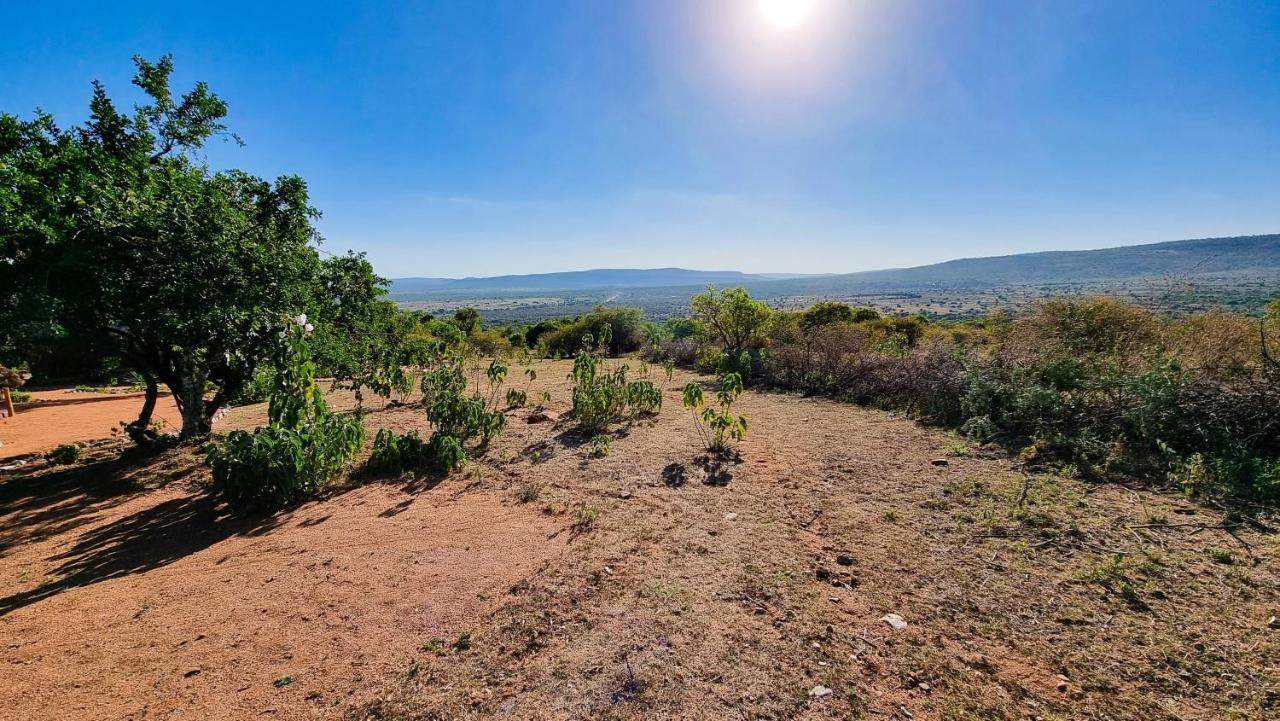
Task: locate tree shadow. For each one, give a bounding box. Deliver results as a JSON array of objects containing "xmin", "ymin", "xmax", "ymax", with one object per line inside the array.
[{"xmin": 0, "ymin": 450, "xmax": 281, "ymax": 617}]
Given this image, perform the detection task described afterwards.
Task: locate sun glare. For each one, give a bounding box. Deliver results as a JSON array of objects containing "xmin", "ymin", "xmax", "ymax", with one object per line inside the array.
[{"xmin": 757, "ymin": 0, "xmax": 818, "ymax": 30}]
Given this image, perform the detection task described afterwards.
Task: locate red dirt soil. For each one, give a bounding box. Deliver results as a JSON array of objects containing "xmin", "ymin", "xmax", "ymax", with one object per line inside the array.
[
  {"xmin": 0, "ymin": 453, "xmax": 568, "ymax": 720},
  {"xmin": 1, "ymin": 389, "xmax": 183, "ymax": 459}
]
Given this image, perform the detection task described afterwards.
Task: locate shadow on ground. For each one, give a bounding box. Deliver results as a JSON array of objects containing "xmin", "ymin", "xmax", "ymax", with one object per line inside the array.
[{"xmin": 0, "ymin": 451, "xmax": 279, "ymax": 617}]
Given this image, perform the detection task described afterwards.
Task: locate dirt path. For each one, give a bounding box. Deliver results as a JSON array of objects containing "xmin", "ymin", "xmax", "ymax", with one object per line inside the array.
[{"xmin": 0, "ymin": 389, "xmax": 183, "ymax": 459}]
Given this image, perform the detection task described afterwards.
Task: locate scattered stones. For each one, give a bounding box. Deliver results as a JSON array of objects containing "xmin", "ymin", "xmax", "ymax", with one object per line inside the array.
[
  {"xmin": 808, "ymin": 684, "xmax": 833, "ymax": 699},
  {"xmin": 881, "ymin": 613, "xmax": 908, "ymax": 631},
  {"xmin": 835, "ymin": 553, "xmax": 855, "ymax": 566}
]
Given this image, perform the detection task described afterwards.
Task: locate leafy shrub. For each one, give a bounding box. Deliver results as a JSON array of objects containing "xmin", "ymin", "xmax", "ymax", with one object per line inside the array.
[
  {"xmin": 691, "ymin": 286, "xmax": 771, "ymax": 356},
  {"xmin": 682, "ymin": 372, "xmax": 748, "ymax": 452},
  {"xmin": 542, "ymin": 306, "xmax": 648, "ymax": 357},
  {"xmin": 208, "ymin": 319, "xmax": 365, "ymax": 514},
  {"xmin": 759, "ymin": 295, "xmax": 1280, "ymax": 501},
  {"xmin": 366, "ymin": 428, "xmax": 431, "ymax": 475},
  {"xmin": 569, "ymin": 333, "xmax": 664, "ymax": 433},
  {"xmin": 506, "ymin": 388, "xmax": 528, "ymax": 408},
  {"xmin": 45, "ymin": 444, "xmax": 81, "ymax": 465},
  {"xmin": 10, "ymin": 390, "xmax": 31, "ymax": 403}
]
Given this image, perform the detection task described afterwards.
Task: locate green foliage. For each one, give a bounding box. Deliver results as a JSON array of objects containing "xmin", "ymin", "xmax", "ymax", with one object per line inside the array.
[
  {"xmin": 0, "ymin": 366, "xmax": 22, "ymax": 388},
  {"xmin": 208, "ymin": 321, "xmax": 364, "ymax": 514},
  {"xmin": 588, "ymin": 434, "xmax": 612, "ymax": 457},
  {"xmin": 541, "ymin": 306, "xmax": 648, "ymax": 356},
  {"xmin": 9, "ymin": 390, "xmax": 31, "ymax": 403},
  {"xmin": 1, "ymin": 55, "xmax": 327, "ymax": 441},
  {"xmin": 366, "ymin": 428, "xmax": 432, "ymax": 475},
  {"xmin": 682, "ymin": 372, "xmax": 748, "ymax": 452},
  {"xmin": 762, "ymin": 296, "xmax": 1280, "ymax": 502},
  {"xmin": 691, "ymin": 286, "xmax": 771, "ymax": 356},
  {"xmin": 453, "ymin": 307, "xmax": 481, "ymax": 335},
  {"xmin": 407, "ymin": 353, "xmax": 507, "ymax": 471},
  {"xmin": 506, "ymin": 388, "xmax": 528, "ymax": 408},
  {"xmin": 569, "ymin": 336, "xmax": 663, "ymax": 433},
  {"xmin": 45, "ymin": 444, "xmax": 81, "ymax": 465}
]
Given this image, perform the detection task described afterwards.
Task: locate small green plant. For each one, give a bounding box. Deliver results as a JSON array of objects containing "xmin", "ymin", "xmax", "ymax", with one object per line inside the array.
[
  {"xmin": 515, "ymin": 481, "xmax": 543, "ymax": 503},
  {"xmin": 569, "ymin": 329, "xmax": 663, "ymax": 432},
  {"xmin": 663, "ymin": 360, "xmax": 675, "ymax": 381},
  {"xmin": 573, "ymin": 503, "xmax": 601, "ymax": 532},
  {"xmin": 453, "ymin": 631, "xmax": 472, "ymax": 651},
  {"xmin": 1205, "ymin": 546, "xmax": 1234, "ymax": 564},
  {"xmin": 366, "ymin": 428, "xmax": 432, "ymax": 474},
  {"xmin": 506, "ymin": 388, "xmax": 528, "ymax": 408},
  {"xmin": 588, "ymin": 434, "xmax": 612, "ymax": 457},
  {"xmin": 45, "ymin": 444, "xmax": 81, "ymax": 465},
  {"xmin": 420, "ymin": 637, "xmax": 448, "ymax": 655},
  {"xmin": 273, "ymin": 676, "xmax": 295, "ymax": 688},
  {"xmin": 10, "ymin": 389, "xmax": 31, "ymax": 403},
  {"xmin": 681, "ymin": 372, "xmax": 747, "ymax": 452}
]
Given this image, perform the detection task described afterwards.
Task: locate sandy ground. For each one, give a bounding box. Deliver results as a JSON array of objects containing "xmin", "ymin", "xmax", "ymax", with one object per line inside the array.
[
  {"xmin": 1, "ymin": 389, "xmax": 183, "ymax": 459},
  {"xmin": 1, "ymin": 360, "xmax": 1276, "ymax": 721}
]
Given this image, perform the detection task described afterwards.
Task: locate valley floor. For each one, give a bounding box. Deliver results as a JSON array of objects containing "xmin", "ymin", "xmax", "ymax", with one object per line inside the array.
[{"xmin": 2, "ymin": 361, "xmax": 1276, "ymax": 720}]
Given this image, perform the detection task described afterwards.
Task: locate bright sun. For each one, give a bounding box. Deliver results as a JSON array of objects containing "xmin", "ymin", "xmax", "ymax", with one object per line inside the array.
[{"xmin": 756, "ymin": 0, "xmax": 818, "ymax": 30}]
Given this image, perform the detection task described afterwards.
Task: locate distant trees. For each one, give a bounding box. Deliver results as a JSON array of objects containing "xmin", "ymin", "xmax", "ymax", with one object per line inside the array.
[
  {"xmin": 0, "ymin": 55, "xmax": 362, "ymax": 443},
  {"xmin": 690, "ymin": 286, "xmax": 771, "ymax": 356}
]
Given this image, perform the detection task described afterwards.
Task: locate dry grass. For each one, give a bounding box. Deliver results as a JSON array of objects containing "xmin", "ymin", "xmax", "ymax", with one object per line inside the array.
[{"xmin": 2, "ymin": 359, "xmax": 1276, "ymax": 720}]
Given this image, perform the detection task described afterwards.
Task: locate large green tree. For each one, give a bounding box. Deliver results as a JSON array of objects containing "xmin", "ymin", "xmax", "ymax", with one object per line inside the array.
[{"xmin": 1, "ymin": 55, "xmax": 324, "ymax": 441}]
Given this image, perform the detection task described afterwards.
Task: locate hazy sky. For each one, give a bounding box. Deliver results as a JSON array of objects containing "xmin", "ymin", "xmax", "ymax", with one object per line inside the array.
[{"xmin": 4, "ymin": 1, "xmax": 1280, "ymax": 277}]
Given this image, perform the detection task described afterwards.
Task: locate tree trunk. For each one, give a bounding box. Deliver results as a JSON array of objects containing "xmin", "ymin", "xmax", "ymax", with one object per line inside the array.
[
  {"xmin": 175, "ymin": 357, "xmax": 212, "ymax": 438},
  {"xmin": 125, "ymin": 371, "xmax": 160, "ymax": 446}
]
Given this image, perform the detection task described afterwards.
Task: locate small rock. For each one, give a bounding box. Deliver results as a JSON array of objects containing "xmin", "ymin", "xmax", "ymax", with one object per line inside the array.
[
  {"xmin": 1056, "ymin": 674, "xmax": 1070, "ymax": 693},
  {"xmin": 881, "ymin": 613, "xmax": 908, "ymax": 631},
  {"xmin": 619, "ymin": 490, "xmax": 632, "ymax": 499},
  {"xmin": 724, "ymin": 512, "xmax": 738, "ymax": 521},
  {"xmin": 1268, "ymin": 615, "xmax": 1279, "ymax": 629},
  {"xmin": 815, "ymin": 566, "xmax": 832, "ymax": 581},
  {"xmin": 929, "ymin": 458, "xmax": 948, "ymax": 466},
  {"xmin": 828, "ymin": 597, "xmax": 841, "ymax": 603},
  {"xmin": 183, "ymin": 668, "xmax": 201, "ymax": 678},
  {"xmin": 917, "ymin": 681, "xmax": 931, "ymax": 692},
  {"xmin": 835, "ymin": 553, "xmax": 855, "ymax": 566},
  {"xmin": 808, "ymin": 684, "xmax": 833, "ymax": 699},
  {"xmin": 526, "ymin": 410, "xmax": 560, "ymax": 424}
]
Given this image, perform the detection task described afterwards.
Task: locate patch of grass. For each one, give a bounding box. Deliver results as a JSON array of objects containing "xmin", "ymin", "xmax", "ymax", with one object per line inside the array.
[
  {"xmin": 515, "ymin": 481, "xmax": 543, "ymax": 503},
  {"xmin": 588, "ymin": 434, "xmax": 612, "ymax": 458},
  {"xmin": 131, "ymin": 599, "xmax": 154, "ymax": 620},
  {"xmin": 420, "ymin": 637, "xmax": 448, "ymax": 656},
  {"xmin": 453, "ymin": 631, "xmax": 472, "ymax": 652},
  {"xmin": 573, "ymin": 503, "xmax": 601, "ymax": 532},
  {"xmin": 946, "ymin": 442, "xmax": 972, "ymax": 457},
  {"xmin": 1204, "ymin": 546, "xmax": 1234, "ymax": 564},
  {"xmin": 273, "ymin": 675, "xmax": 295, "ymax": 688}
]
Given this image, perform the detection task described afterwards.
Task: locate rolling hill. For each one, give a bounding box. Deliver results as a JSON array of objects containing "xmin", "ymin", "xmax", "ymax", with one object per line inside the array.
[{"xmin": 388, "ymin": 234, "xmax": 1280, "ymax": 299}]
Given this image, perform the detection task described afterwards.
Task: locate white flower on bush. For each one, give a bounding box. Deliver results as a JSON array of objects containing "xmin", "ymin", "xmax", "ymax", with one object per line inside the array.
[
  {"xmin": 304, "ymin": 323, "xmax": 314, "ymax": 333},
  {"xmin": 293, "ymin": 313, "xmax": 308, "ymax": 327}
]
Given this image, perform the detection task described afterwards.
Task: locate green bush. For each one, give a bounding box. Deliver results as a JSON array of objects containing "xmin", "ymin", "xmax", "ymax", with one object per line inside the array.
[
  {"xmin": 759, "ymin": 296, "xmax": 1280, "ymax": 501},
  {"xmin": 542, "ymin": 306, "xmax": 647, "ymax": 357},
  {"xmin": 569, "ymin": 334, "xmax": 663, "ymax": 433},
  {"xmin": 45, "ymin": 444, "xmax": 81, "ymax": 465},
  {"xmin": 366, "ymin": 428, "xmax": 432, "ymax": 475},
  {"xmin": 208, "ymin": 320, "xmax": 365, "ymax": 514}
]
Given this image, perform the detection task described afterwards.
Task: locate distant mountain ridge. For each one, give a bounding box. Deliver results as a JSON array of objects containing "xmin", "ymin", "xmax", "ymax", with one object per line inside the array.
[{"xmin": 388, "ymin": 234, "xmax": 1280, "ymax": 296}]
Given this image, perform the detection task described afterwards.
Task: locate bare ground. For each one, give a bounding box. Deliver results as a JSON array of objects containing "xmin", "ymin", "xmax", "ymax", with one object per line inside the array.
[{"xmin": 2, "ymin": 360, "xmax": 1277, "ymax": 720}]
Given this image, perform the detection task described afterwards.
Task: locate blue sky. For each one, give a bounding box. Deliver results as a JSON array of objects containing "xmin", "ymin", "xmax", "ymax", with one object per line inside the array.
[{"xmin": 4, "ymin": 1, "xmax": 1280, "ymax": 277}]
